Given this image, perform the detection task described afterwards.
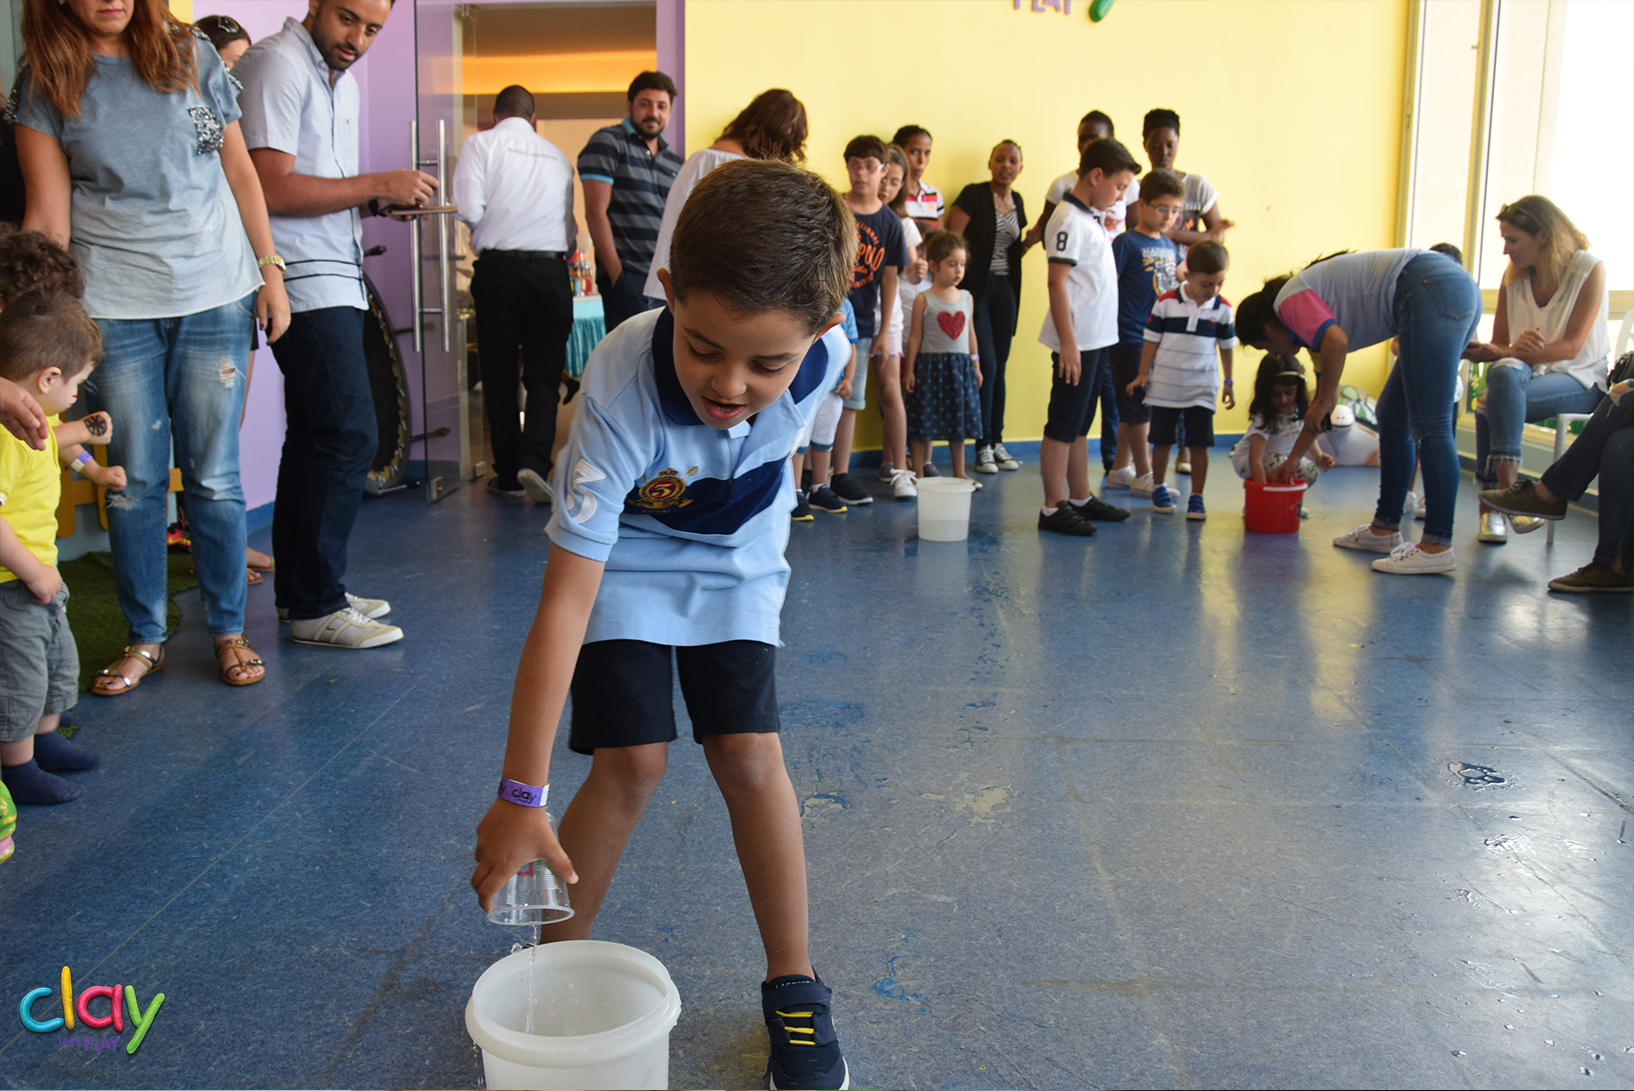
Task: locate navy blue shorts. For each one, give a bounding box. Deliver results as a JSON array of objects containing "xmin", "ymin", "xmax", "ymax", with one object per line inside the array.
[
  {"xmin": 1043, "ymin": 347, "xmax": 1109, "ymax": 442},
  {"xmin": 568, "ymin": 640, "xmax": 780, "ymax": 754},
  {"xmin": 1109, "ymin": 342, "xmax": 1149, "ymax": 425},
  {"xmin": 1149, "ymin": 405, "xmax": 1214, "ymax": 448}
]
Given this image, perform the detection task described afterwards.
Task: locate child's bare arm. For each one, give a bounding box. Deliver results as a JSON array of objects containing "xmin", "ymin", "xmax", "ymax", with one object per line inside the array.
[
  {"xmin": 0, "ymin": 514, "xmax": 59, "ymax": 604},
  {"xmin": 471, "ymin": 545, "xmax": 604, "ymax": 910},
  {"xmin": 1128, "ymin": 340, "xmax": 1158, "ymax": 394},
  {"xmin": 903, "ymin": 296, "xmax": 926, "ymax": 394},
  {"xmin": 1219, "ymin": 347, "xmax": 1235, "ymax": 409},
  {"xmin": 1248, "ymin": 434, "xmax": 1268, "ymax": 483},
  {"xmin": 1046, "ymin": 262, "xmax": 1080, "ymax": 383},
  {"xmin": 967, "ymin": 302, "xmax": 981, "ymax": 387},
  {"xmin": 52, "ymin": 412, "xmax": 113, "ymax": 449},
  {"xmin": 836, "ymin": 344, "xmax": 856, "ymax": 402},
  {"xmin": 57, "ymin": 443, "xmax": 127, "ymax": 490}
]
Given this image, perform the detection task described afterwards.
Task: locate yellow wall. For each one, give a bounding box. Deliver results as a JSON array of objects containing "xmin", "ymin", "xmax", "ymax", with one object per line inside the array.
[{"xmin": 685, "ymin": 0, "xmax": 1409, "ymax": 448}]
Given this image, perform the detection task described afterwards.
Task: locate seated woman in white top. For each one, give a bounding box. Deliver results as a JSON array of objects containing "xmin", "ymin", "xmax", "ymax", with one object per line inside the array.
[
  {"xmin": 1463, "ymin": 196, "xmax": 1610, "ymax": 543},
  {"xmin": 642, "ymin": 89, "xmax": 807, "ymax": 301}
]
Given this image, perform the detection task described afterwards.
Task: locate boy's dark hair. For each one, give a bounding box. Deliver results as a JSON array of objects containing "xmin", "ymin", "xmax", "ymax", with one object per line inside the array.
[
  {"xmin": 1139, "ymin": 168, "xmax": 1184, "ymax": 202},
  {"xmin": 924, "ymin": 231, "xmax": 966, "ymax": 264},
  {"xmin": 493, "ymin": 84, "xmax": 534, "ymax": 119},
  {"xmin": 627, "ymin": 71, "xmax": 676, "ymax": 102},
  {"xmin": 1247, "ymin": 354, "xmax": 1310, "ymax": 425},
  {"xmin": 1143, "ymin": 108, "xmax": 1181, "ymax": 136},
  {"xmin": 892, "ymin": 124, "xmax": 930, "ymax": 146},
  {"xmin": 1079, "ymin": 110, "xmax": 1114, "ymax": 135},
  {"xmin": 0, "ymin": 290, "xmax": 101, "ymax": 382},
  {"xmin": 718, "ymin": 89, "xmax": 808, "ymax": 163},
  {"xmin": 0, "ymin": 225, "xmax": 83, "ymax": 306},
  {"xmin": 1078, "ymin": 137, "xmax": 1140, "ymax": 179},
  {"xmin": 1187, "ymin": 240, "xmax": 1229, "ymax": 275},
  {"xmin": 843, "ymin": 134, "xmax": 888, "ymax": 164},
  {"xmin": 1429, "ymin": 241, "xmax": 1464, "ymax": 265},
  {"xmin": 669, "ymin": 159, "xmax": 855, "ymax": 336}
]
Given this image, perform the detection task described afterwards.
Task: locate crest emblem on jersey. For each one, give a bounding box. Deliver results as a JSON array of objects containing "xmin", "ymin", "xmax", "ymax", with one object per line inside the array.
[{"xmin": 630, "ymin": 468, "xmax": 696, "ymax": 512}]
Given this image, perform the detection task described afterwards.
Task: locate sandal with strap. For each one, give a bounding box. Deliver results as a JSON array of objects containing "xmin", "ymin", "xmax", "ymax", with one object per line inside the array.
[
  {"xmin": 214, "ymin": 636, "xmax": 266, "ymax": 687},
  {"xmin": 92, "ymin": 644, "xmax": 165, "ymax": 697}
]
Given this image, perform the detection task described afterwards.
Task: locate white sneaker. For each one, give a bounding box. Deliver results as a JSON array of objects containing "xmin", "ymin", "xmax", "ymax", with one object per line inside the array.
[
  {"xmin": 973, "ymin": 446, "xmax": 999, "ymax": 474},
  {"xmin": 992, "ymin": 444, "xmax": 1021, "ymax": 471},
  {"xmin": 279, "ymin": 592, "xmax": 390, "ymax": 622},
  {"xmin": 1129, "ymin": 472, "xmax": 1155, "ymax": 498},
  {"xmin": 1104, "ymin": 466, "xmax": 1136, "ymax": 490},
  {"xmin": 1372, "ymin": 542, "xmax": 1456, "ymax": 575},
  {"xmin": 1415, "ymin": 496, "xmax": 1427, "ymax": 520},
  {"xmin": 891, "ymin": 468, "xmax": 918, "ymax": 500},
  {"xmin": 1401, "ymin": 490, "xmax": 1418, "ymax": 516},
  {"xmin": 1333, "ymin": 523, "xmax": 1403, "ymax": 553},
  {"xmin": 517, "ymin": 468, "xmax": 554, "ymax": 504},
  {"xmin": 289, "ymin": 606, "xmax": 404, "ymax": 648}
]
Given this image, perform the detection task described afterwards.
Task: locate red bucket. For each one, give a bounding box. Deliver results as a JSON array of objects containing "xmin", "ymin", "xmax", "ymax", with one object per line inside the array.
[{"xmin": 1243, "ymin": 478, "xmax": 1307, "ymax": 533}]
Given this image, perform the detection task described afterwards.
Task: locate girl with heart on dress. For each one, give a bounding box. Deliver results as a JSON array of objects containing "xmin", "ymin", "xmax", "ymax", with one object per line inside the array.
[{"xmin": 903, "ymin": 232, "xmax": 984, "ymax": 482}]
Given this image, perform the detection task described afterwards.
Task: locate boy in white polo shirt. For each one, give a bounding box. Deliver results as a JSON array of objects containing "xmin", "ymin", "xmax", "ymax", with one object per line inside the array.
[
  {"xmin": 1037, "ymin": 138, "xmax": 1141, "ymax": 536},
  {"xmin": 471, "ymin": 160, "xmax": 855, "ymax": 1091}
]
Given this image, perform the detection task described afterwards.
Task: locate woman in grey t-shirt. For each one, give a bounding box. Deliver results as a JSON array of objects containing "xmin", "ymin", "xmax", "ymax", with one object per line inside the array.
[{"xmin": 14, "ymin": 0, "xmax": 289, "ymax": 692}]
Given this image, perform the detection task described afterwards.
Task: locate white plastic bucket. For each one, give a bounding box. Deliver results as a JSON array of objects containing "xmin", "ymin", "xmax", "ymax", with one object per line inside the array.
[
  {"xmin": 916, "ymin": 477, "xmax": 976, "ymax": 541},
  {"xmin": 465, "ymin": 940, "xmax": 682, "ymax": 1090}
]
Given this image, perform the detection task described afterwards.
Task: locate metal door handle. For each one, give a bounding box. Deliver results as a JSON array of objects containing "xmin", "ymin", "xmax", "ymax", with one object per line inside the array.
[
  {"xmin": 409, "ymin": 119, "xmax": 423, "ymax": 354},
  {"xmin": 408, "ymin": 119, "xmax": 454, "ymax": 354}
]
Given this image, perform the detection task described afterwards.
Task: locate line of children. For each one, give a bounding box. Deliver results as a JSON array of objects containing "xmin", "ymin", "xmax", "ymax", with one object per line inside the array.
[
  {"xmin": 795, "ymin": 298, "xmax": 860, "ymax": 516},
  {"xmin": 903, "ymin": 232, "xmax": 983, "ymax": 482},
  {"xmin": 874, "ymin": 145, "xmax": 922, "ymax": 497}
]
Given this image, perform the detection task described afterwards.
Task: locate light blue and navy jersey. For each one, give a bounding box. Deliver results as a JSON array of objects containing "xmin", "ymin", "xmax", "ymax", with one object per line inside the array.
[
  {"xmin": 546, "ymin": 308, "xmax": 852, "ymax": 646},
  {"xmin": 576, "ymin": 121, "xmax": 684, "ymax": 279}
]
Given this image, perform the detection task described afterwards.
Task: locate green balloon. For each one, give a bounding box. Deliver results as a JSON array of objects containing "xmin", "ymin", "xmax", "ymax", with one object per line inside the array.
[{"xmin": 1090, "ymin": 0, "xmax": 1116, "ymax": 22}]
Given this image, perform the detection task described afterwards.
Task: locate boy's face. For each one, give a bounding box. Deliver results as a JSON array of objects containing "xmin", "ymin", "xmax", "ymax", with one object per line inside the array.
[
  {"xmin": 1084, "ymin": 167, "xmax": 1135, "ymax": 211},
  {"xmin": 901, "ymin": 135, "xmax": 931, "ymax": 178},
  {"xmin": 846, "ymin": 156, "xmax": 884, "ymax": 196},
  {"xmin": 1144, "ymin": 126, "xmax": 1179, "ymax": 171},
  {"xmin": 1138, "ymin": 193, "xmax": 1182, "ymax": 234},
  {"xmin": 1185, "ymin": 268, "xmax": 1226, "ymax": 302},
  {"xmin": 1077, "ymin": 121, "xmax": 1111, "ymax": 153},
  {"xmin": 657, "ymin": 272, "xmax": 840, "ymax": 430},
  {"xmin": 36, "ymin": 361, "xmax": 94, "ymax": 415}
]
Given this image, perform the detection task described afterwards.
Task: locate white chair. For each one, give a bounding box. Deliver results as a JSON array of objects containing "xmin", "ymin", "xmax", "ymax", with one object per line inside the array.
[{"xmin": 1546, "ymin": 309, "xmax": 1633, "ymax": 544}]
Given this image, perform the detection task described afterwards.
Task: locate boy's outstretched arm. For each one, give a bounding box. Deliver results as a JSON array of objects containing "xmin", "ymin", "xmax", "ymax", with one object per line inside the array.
[{"xmin": 471, "ymin": 544, "xmax": 604, "ymax": 910}]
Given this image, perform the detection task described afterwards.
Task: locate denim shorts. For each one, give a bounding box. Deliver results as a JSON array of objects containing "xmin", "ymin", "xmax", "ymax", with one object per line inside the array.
[
  {"xmin": 0, "ymin": 582, "xmax": 78, "ymax": 742},
  {"xmin": 568, "ymin": 639, "xmax": 780, "ymax": 755},
  {"xmin": 843, "ymin": 337, "xmax": 872, "ymax": 411}
]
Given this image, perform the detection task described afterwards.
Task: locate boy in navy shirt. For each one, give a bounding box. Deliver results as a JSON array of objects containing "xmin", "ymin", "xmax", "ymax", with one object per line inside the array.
[
  {"xmin": 1107, "ymin": 168, "xmax": 1183, "ymax": 497},
  {"xmin": 472, "ymin": 160, "xmax": 855, "ymax": 1091}
]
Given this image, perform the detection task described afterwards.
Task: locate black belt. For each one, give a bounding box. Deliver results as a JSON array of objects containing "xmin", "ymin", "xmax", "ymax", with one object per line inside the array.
[{"xmin": 480, "ymin": 249, "xmax": 569, "ymax": 260}]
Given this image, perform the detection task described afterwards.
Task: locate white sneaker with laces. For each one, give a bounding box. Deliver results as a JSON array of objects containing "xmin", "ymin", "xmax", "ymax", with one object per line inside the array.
[
  {"xmin": 289, "ymin": 606, "xmax": 404, "ymax": 648},
  {"xmin": 974, "ymin": 446, "xmax": 999, "ymax": 474},
  {"xmin": 891, "ymin": 469, "xmax": 918, "ymax": 500},
  {"xmin": 1372, "ymin": 542, "xmax": 1456, "ymax": 574},
  {"xmin": 1104, "ymin": 466, "xmax": 1136, "ymax": 490},
  {"xmin": 1129, "ymin": 472, "xmax": 1155, "ymax": 498},
  {"xmin": 992, "ymin": 444, "xmax": 1021, "ymax": 471},
  {"xmin": 279, "ymin": 592, "xmax": 390, "ymax": 622},
  {"xmin": 1332, "ymin": 523, "xmax": 1403, "ymax": 553}
]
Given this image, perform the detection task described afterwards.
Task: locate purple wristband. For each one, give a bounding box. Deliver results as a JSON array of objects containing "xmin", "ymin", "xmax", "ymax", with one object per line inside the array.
[{"xmin": 498, "ymin": 778, "xmax": 548, "ymax": 808}]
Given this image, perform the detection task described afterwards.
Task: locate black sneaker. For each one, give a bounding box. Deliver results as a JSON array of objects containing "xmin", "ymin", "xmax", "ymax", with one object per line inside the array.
[
  {"xmin": 808, "ymin": 485, "xmax": 847, "ymax": 513},
  {"xmin": 487, "ymin": 476, "xmax": 524, "ymax": 498},
  {"xmin": 828, "ymin": 473, "xmax": 873, "ymax": 506},
  {"xmin": 791, "ymin": 489, "xmax": 814, "ymax": 522},
  {"xmin": 763, "ymin": 975, "xmax": 849, "ymax": 1091},
  {"xmin": 1038, "ymin": 505, "xmax": 1097, "ymax": 536},
  {"xmin": 1073, "ymin": 494, "xmax": 1130, "ymax": 522}
]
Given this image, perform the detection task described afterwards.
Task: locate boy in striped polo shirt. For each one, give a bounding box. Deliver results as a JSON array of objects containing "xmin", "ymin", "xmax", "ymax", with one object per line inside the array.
[{"xmin": 1127, "ymin": 241, "xmax": 1236, "ymax": 519}]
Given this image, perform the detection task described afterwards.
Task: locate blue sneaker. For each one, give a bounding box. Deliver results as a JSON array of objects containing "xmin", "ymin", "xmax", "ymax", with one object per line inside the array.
[
  {"xmin": 763, "ymin": 975, "xmax": 849, "ymax": 1090},
  {"xmin": 1152, "ymin": 485, "xmax": 1176, "ymax": 514},
  {"xmin": 1186, "ymin": 494, "xmax": 1207, "ymax": 521}
]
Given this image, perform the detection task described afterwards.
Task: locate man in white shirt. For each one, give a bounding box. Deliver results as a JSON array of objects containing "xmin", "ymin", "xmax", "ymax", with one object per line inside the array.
[
  {"xmin": 452, "ymin": 85, "xmax": 577, "ymax": 504},
  {"xmin": 238, "ymin": 0, "xmax": 437, "ymax": 650}
]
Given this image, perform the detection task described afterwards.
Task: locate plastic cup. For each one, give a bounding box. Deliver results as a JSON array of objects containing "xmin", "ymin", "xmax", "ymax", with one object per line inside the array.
[{"xmin": 488, "ymin": 858, "xmax": 574, "ymax": 927}]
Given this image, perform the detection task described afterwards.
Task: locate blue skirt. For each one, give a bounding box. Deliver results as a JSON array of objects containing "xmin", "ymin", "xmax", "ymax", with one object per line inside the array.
[{"xmin": 906, "ymin": 352, "xmax": 983, "ymax": 443}]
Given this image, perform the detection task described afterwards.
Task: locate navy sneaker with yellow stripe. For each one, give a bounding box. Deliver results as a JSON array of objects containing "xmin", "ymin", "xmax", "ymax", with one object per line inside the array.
[{"xmin": 762, "ymin": 974, "xmax": 848, "ymax": 1090}]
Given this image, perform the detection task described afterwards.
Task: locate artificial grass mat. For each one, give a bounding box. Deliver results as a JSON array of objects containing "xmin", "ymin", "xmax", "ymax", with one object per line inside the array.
[{"xmin": 59, "ymin": 551, "xmax": 199, "ymax": 693}]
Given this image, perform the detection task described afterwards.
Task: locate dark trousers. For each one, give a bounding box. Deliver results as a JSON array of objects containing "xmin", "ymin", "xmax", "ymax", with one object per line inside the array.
[
  {"xmin": 471, "ymin": 251, "xmax": 573, "ymax": 483},
  {"xmin": 1541, "ymin": 395, "xmax": 1634, "ymax": 567},
  {"xmin": 1096, "ymin": 353, "xmax": 1119, "ymax": 467},
  {"xmin": 596, "ymin": 261, "xmax": 659, "ymax": 333},
  {"xmin": 270, "ymin": 306, "xmax": 375, "ymax": 620},
  {"xmin": 972, "ymin": 276, "xmax": 1017, "ymax": 448}
]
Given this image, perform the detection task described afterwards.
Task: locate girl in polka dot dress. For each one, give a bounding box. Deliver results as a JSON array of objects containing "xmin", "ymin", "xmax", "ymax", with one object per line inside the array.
[{"xmin": 904, "ymin": 231, "xmax": 984, "ymax": 482}]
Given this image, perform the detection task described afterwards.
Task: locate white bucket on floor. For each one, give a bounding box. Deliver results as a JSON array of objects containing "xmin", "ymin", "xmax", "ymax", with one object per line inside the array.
[
  {"xmin": 917, "ymin": 477, "xmax": 977, "ymax": 541},
  {"xmin": 465, "ymin": 940, "xmax": 682, "ymax": 1090}
]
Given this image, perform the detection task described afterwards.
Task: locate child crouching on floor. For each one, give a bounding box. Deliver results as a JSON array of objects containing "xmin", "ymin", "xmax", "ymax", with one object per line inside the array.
[
  {"xmin": 471, "ymin": 160, "xmax": 855, "ymax": 1091},
  {"xmin": 1232, "ymin": 355, "xmax": 1335, "ymax": 488},
  {"xmin": 0, "ymin": 291, "xmax": 117, "ymax": 806}
]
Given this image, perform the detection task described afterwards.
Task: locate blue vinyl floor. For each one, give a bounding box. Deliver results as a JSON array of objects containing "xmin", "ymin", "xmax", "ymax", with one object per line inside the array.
[{"xmin": 1, "ymin": 457, "xmax": 1630, "ymax": 1090}]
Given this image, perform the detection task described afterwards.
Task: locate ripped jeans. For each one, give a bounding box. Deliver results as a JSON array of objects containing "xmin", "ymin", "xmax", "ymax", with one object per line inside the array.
[{"xmin": 84, "ymin": 295, "xmax": 253, "ymax": 643}]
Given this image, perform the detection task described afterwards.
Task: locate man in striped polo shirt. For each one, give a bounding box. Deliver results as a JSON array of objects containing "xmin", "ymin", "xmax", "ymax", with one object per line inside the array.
[{"xmin": 578, "ymin": 72, "xmax": 683, "ymax": 333}]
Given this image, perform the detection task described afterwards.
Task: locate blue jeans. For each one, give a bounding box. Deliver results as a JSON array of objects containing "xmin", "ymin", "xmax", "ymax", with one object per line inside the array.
[
  {"xmin": 1541, "ymin": 396, "xmax": 1634, "ymax": 567},
  {"xmin": 1475, "ymin": 366, "xmax": 1604, "ymax": 486},
  {"xmin": 1374, "ymin": 252, "xmax": 1482, "ymax": 546},
  {"xmin": 85, "ymin": 295, "xmax": 253, "ymax": 643},
  {"xmin": 269, "ymin": 307, "xmax": 375, "ymax": 621}
]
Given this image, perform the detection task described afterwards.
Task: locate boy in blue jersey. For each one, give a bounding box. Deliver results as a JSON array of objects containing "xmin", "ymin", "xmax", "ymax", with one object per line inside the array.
[{"xmin": 472, "ymin": 159, "xmax": 856, "ymax": 1091}]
